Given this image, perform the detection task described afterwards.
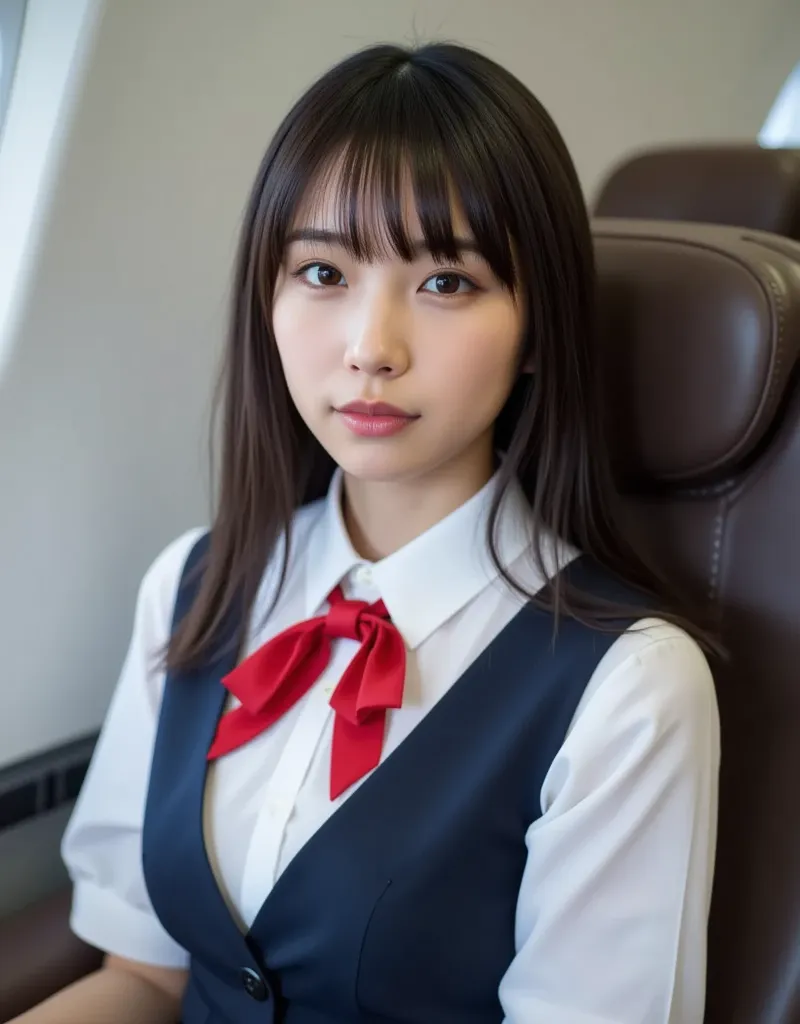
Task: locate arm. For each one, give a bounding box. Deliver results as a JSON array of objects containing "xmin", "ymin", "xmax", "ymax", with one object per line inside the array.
[
  {"xmin": 11, "ymin": 531, "xmax": 203, "ymax": 1024},
  {"xmin": 11, "ymin": 956, "xmax": 187, "ymax": 1024},
  {"xmin": 499, "ymin": 621, "xmax": 720, "ymax": 1024}
]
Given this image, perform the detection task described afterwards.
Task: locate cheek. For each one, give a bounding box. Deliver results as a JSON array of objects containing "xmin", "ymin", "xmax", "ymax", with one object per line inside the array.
[
  {"xmin": 272, "ymin": 292, "xmax": 336, "ymax": 392},
  {"xmin": 432, "ymin": 306, "xmax": 522, "ymax": 413}
]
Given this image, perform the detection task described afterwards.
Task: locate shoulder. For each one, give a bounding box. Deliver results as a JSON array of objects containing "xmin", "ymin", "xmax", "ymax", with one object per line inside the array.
[
  {"xmin": 548, "ymin": 555, "xmax": 717, "ymax": 729},
  {"xmin": 597, "ymin": 619, "xmax": 715, "ymax": 706},
  {"xmin": 134, "ymin": 527, "xmax": 208, "ymax": 632},
  {"xmin": 570, "ymin": 618, "xmax": 719, "ymax": 755},
  {"xmin": 136, "ymin": 501, "xmax": 326, "ymax": 632},
  {"xmin": 541, "ymin": 619, "xmax": 719, "ymax": 815}
]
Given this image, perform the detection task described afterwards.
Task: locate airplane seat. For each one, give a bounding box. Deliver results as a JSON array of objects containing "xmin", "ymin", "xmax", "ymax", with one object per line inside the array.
[
  {"xmin": 594, "ymin": 144, "xmax": 800, "ymax": 239},
  {"xmin": 1, "ymin": 220, "xmax": 799, "ymax": 1021},
  {"xmin": 593, "ymin": 218, "xmax": 800, "ymax": 1024},
  {"xmin": 0, "ymin": 887, "xmax": 101, "ymax": 1020}
]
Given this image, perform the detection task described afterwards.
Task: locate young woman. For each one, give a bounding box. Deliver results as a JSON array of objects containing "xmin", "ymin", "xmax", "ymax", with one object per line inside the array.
[{"xmin": 18, "ymin": 42, "xmax": 719, "ymax": 1024}]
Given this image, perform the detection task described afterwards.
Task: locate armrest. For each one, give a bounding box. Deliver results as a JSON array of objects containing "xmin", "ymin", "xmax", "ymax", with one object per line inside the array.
[{"xmin": 0, "ymin": 886, "xmax": 102, "ymax": 1022}]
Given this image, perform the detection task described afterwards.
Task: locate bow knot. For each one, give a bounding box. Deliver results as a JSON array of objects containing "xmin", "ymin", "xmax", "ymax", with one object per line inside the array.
[
  {"xmin": 323, "ymin": 586, "xmax": 383, "ymax": 641},
  {"xmin": 207, "ymin": 583, "xmax": 406, "ymax": 799}
]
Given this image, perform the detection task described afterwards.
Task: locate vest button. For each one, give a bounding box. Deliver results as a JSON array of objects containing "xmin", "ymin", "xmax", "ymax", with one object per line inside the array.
[{"xmin": 240, "ymin": 967, "xmax": 269, "ymax": 1002}]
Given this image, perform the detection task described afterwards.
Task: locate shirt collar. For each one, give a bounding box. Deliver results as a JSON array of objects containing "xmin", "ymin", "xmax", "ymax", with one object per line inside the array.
[{"xmin": 304, "ymin": 466, "xmax": 535, "ymax": 650}]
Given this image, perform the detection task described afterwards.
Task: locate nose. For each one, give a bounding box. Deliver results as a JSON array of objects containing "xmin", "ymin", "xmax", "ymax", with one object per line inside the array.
[{"xmin": 343, "ymin": 293, "xmax": 410, "ymax": 379}]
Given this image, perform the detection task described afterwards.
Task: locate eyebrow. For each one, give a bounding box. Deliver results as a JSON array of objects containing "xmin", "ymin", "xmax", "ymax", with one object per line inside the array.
[{"xmin": 284, "ymin": 228, "xmax": 483, "ymax": 258}]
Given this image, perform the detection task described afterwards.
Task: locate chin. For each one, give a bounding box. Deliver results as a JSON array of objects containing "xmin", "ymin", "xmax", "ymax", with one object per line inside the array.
[{"xmin": 326, "ymin": 440, "xmax": 425, "ymax": 484}]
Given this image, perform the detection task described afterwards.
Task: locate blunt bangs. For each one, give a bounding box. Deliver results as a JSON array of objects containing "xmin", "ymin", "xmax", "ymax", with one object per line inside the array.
[{"xmin": 258, "ymin": 47, "xmax": 521, "ymax": 292}]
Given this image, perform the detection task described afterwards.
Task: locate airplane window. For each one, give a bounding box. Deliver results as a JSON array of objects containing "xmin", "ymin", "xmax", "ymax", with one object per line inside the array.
[
  {"xmin": 0, "ymin": 0, "xmax": 28, "ymax": 141},
  {"xmin": 760, "ymin": 62, "xmax": 800, "ymax": 147}
]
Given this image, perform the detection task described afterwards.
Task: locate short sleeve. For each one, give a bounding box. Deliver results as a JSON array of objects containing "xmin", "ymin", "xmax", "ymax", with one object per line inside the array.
[
  {"xmin": 499, "ymin": 621, "xmax": 720, "ymax": 1024},
  {"xmin": 60, "ymin": 528, "xmax": 205, "ymax": 968}
]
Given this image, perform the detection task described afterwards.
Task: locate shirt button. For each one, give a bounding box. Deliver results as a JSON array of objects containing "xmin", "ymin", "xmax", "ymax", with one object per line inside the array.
[
  {"xmin": 355, "ymin": 565, "xmax": 373, "ymax": 585},
  {"xmin": 240, "ymin": 967, "xmax": 269, "ymax": 1001}
]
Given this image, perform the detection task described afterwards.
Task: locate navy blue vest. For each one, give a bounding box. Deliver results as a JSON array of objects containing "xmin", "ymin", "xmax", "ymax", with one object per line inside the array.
[{"xmin": 142, "ymin": 534, "xmax": 645, "ymax": 1023}]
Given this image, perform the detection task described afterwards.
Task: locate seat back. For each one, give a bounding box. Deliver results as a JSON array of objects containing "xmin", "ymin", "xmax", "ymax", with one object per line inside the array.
[
  {"xmin": 594, "ymin": 145, "xmax": 800, "ymax": 239},
  {"xmin": 593, "ymin": 218, "xmax": 800, "ymax": 1022}
]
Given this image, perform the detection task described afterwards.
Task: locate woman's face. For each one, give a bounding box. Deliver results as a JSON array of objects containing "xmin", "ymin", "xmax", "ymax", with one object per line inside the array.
[{"xmin": 272, "ymin": 179, "xmax": 526, "ymax": 493}]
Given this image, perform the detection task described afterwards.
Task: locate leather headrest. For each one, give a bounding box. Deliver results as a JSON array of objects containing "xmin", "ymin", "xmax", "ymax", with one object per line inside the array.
[
  {"xmin": 593, "ymin": 219, "xmax": 800, "ymax": 486},
  {"xmin": 594, "ymin": 146, "xmax": 800, "ymax": 240}
]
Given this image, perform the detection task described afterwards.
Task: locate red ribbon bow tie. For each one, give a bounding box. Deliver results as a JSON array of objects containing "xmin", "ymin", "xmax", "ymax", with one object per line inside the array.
[{"xmin": 207, "ymin": 586, "xmax": 406, "ymax": 799}]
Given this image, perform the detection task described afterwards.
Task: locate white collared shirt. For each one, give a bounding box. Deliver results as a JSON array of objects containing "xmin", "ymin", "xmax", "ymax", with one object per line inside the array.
[{"xmin": 62, "ymin": 469, "xmax": 719, "ymax": 1023}]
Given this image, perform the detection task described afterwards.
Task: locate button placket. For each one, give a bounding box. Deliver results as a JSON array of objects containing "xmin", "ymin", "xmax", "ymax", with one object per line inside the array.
[{"xmin": 237, "ymin": 645, "xmax": 356, "ymax": 920}]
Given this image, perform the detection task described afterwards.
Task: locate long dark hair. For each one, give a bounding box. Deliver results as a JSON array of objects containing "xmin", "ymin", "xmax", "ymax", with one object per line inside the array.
[{"xmin": 168, "ymin": 41, "xmax": 713, "ymax": 672}]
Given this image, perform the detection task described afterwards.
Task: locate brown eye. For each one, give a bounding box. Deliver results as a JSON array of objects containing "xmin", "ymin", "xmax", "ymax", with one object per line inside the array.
[
  {"xmin": 421, "ymin": 272, "xmax": 475, "ymax": 296},
  {"xmin": 299, "ymin": 263, "xmax": 346, "ymax": 287}
]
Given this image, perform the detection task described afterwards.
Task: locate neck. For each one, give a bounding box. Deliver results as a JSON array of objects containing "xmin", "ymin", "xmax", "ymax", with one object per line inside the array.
[{"xmin": 341, "ymin": 445, "xmax": 497, "ymax": 561}]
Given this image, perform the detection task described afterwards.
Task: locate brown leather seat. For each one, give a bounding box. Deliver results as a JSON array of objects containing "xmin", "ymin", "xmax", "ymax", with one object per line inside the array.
[
  {"xmin": 1, "ymin": 219, "xmax": 799, "ymax": 1021},
  {"xmin": 594, "ymin": 218, "xmax": 800, "ymax": 1023},
  {"xmin": 594, "ymin": 144, "xmax": 800, "ymax": 239},
  {"xmin": 0, "ymin": 888, "xmax": 101, "ymax": 1021}
]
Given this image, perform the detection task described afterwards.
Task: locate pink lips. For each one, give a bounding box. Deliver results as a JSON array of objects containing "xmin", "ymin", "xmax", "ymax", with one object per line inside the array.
[{"xmin": 336, "ymin": 400, "xmax": 419, "ymax": 438}]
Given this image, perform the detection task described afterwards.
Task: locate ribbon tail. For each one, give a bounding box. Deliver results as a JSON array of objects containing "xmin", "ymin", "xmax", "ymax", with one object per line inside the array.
[
  {"xmin": 329, "ymin": 710, "xmax": 386, "ymax": 800},
  {"xmin": 356, "ymin": 623, "xmax": 406, "ymax": 716},
  {"xmin": 208, "ymin": 631, "xmax": 331, "ymax": 760}
]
